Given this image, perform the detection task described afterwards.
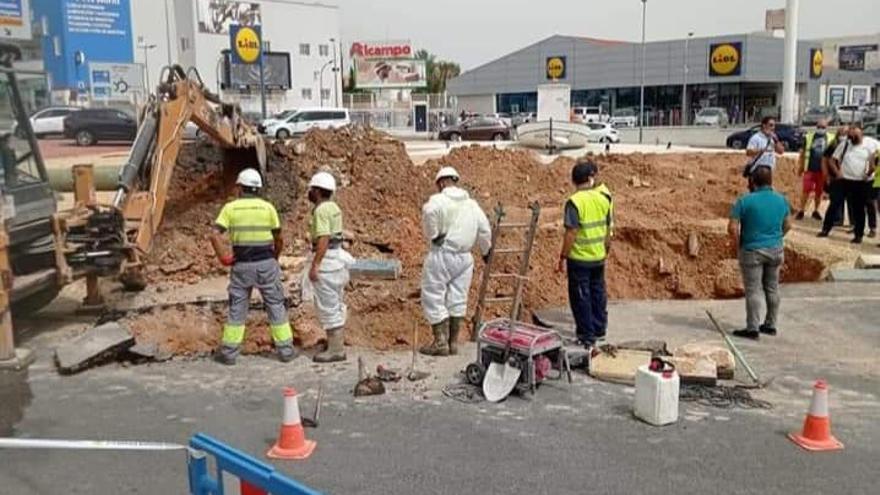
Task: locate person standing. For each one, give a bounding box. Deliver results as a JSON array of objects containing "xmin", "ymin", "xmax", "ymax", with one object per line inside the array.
[
  {"xmin": 420, "ymin": 166, "xmax": 492, "ymax": 356},
  {"xmin": 728, "ymin": 166, "xmax": 792, "ymax": 340},
  {"xmin": 210, "ymin": 168, "xmax": 295, "ymax": 365},
  {"xmin": 796, "ymin": 119, "xmax": 834, "ymax": 221},
  {"xmin": 827, "ymin": 127, "xmax": 878, "ymax": 244},
  {"xmin": 818, "ymin": 125, "xmax": 850, "ymax": 234},
  {"xmin": 744, "ymin": 116, "xmax": 785, "ymax": 188},
  {"xmin": 556, "ymin": 161, "xmax": 613, "ymax": 349},
  {"xmin": 305, "ymin": 172, "xmax": 354, "ymax": 363}
]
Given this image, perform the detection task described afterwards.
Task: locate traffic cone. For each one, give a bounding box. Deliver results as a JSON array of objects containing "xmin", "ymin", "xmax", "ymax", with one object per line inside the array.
[
  {"xmin": 788, "ymin": 380, "xmax": 844, "ymax": 452},
  {"xmin": 266, "ymin": 387, "xmax": 316, "ymax": 460}
]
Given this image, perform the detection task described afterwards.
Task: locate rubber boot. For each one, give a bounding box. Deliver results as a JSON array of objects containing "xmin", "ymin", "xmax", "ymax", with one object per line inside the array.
[
  {"xmin": 448, "ymin": 317, "xmax": 463, "ymax": 355},
  {"xmin": 214, "ymin": 345, "xmax": 239, "ymax": 366},
  {"xmin": 313, "ymin": 328, "xmax": 346, "ymax": 363},
  {"xmin": 420, "ymin": 320, "xmax": 450, "ymax": 356},
  {"xmin": 276, "ymin": 342, "xmax": 298, "ymax": 363}
]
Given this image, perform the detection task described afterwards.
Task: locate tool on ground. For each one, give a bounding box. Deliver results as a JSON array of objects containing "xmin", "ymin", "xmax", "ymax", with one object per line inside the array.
[
  {"xmin": 301, "ymin": 383, "xmax": 323, "ymax": 428},
  {"xmin": 266, "ymin": 387, "xmax": 316, "ymax": 460},
  {"xmin": 406, "ymin": 324, "xmax": 430, "ymax": 381},
  {"xmin": 353, "ymin": 356, "xmax": 385, "ymax": 397},
  {"xmin": 788, "ymin": 379, "xmax": 844, "ymax": 452},
  {"xmin": 705, "ymin": 310, "xmax": 770, "ymax": 388},
  {"xmin": 376, "ymin": 365, "xmax": 402, "ymax": 382}
]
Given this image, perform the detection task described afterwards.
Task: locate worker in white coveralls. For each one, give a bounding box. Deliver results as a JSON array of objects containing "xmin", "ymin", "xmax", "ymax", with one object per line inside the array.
[
  {"xmin": 420, "ymin": 166, "xmax": 492, "ymax": 356},
  {"xmin": 304, "ymin": 171, "xmax": 354, "ymax": 363},
  {"xmin": 210, "ymin": 168, "xmax": 296, "ymax": 365}
]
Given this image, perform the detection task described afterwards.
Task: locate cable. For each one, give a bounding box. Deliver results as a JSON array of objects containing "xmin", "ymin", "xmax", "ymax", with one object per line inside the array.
[{"xmin": 680, "ymin": 384, "xmax": 773, "ymax": 410}]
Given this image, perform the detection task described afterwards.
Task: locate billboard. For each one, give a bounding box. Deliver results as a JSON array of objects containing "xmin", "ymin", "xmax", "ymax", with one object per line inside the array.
[
  {"xmin": 838, "ymin": 44, "xmax": 878, "ymax": 71},
  {"xmin": 350, "ymin": 40, "xmax": 412, "ymax": 59},
  {"xmin": 709, "ymin": 42, "xmax": 742, "ymax": 77},
  {"xmin": 765, "ymin": 8, "xmax": 785, "ymax": 31},
  {"xmin": 197, "ymin": 0, "xmax": 260, "ymax": 35},
  {"xmin": 355, "ymin": 59, "xmax": 426, "ymax": 89},
  {"xmin": 89, "ymin": 62, "xmax": 145, "ymax": 101},
  {"xmin": 0, "ymin": 0, "xmax": 31, "ymax": 40},
  {"xmin": 222, "ymin": 51, "xmax": 291, "ymax": 90}
]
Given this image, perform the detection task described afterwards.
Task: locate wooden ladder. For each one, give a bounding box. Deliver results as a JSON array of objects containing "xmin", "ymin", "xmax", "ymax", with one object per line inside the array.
[{"xmin": 470, "ymin": 202, "xmax": 541, "ymax": 340}]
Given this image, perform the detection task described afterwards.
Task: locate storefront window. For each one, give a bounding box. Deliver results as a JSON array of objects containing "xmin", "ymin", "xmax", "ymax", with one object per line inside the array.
[{"xmin": 496, "ymin": 92, "xmax": 537, "ymax": 113}]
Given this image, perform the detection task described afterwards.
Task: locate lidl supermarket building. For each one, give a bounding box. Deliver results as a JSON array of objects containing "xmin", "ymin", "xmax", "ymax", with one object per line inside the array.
[{"xmin": 447, "ymin": 33, "xmax": 877, "ymax": 125}]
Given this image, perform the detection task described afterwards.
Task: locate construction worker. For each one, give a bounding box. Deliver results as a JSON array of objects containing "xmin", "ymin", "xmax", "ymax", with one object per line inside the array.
[
  {"xmin": 796, "ymin": 119, "xmax": 835, "ymax": 221},
  {"xmin": 556, "ymin": 161, "xmax": 613, "ymax": 349},
  {"xmin": 305, "ymin": 172, "xmax": 354, "ymax": 363},
  {"xmin": 420, "ymin": 166, "xmax": 492, "ymax": 356},
  {"xmin": 210, "ymin": 168, "xmax": 295, "ymax": 365}
]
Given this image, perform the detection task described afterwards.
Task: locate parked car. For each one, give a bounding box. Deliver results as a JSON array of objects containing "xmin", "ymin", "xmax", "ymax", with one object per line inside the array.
[
  {"xmin": 836, "ymin": 105, "xmax": 865, "ymax": 124},
  {"xmin": 264, "ymin": 108, "xmax": 350, "ymax": 139},
  {"xmin": 801, "ymin": 106, "xmax": 838, "ymax": 126},
  {"xmin": 488, "ymin": 112, "xmax": 513, "ymax": 128},
  {"xmin": 63, "ymin": 108, "xmax": 137, "ymax": 146},
  {"xmin": 725, "ymin": 124, "xmax": 804, "ymax": 151},
  {"xmin": 694, "ymin": 107, "xmax": 730, "ymax": 126},
  {"xmin": 573, "ymin": 106, "xmax": 609, "ymax": 123},
  {"xmin": 584, "ymin": 122, "xmax": 620, "ymax": 143},
  {"xmin": 258, "ymin": 109, "xmax": 296, "ymax": 134},
  {"xmin": 609, "ymin": 108, "xmax": 637, "ymax": 128},
  {"xmin": 438, "ymin": 117, "xmax": 512, "ymax": 141},
  {"xmin": 13, "ymin": 106, "xmax": 80, "ymax": 138}
]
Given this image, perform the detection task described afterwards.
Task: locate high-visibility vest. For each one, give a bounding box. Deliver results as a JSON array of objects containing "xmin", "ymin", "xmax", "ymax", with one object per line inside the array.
[
  {"xmin": 216, "ymin": 197, "xmax": 279, "ymax": 248},
  {"xmin": 567, "ymin": 184, "xmax": 613, "ymax": 262},
  {"xmin": 874, "ymin": 150, "xmax": 880, "ymax": 188},
  {"xmin": 803, "ymin": 131, "xmax": 836, "ymax": 171}
]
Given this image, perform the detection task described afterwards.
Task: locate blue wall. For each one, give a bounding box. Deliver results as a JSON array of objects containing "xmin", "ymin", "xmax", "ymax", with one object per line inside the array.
[{"xmin": 34, "ymin": 0, "xmax": 134, "ymax": 91}]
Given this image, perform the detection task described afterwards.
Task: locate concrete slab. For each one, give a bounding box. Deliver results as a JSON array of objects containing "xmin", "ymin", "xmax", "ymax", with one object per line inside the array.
[
  {"xmin": 589, "ymin": 349, "xmax": 652, "ymax": 385},
  {"xmin": 54, "ymin": 322, "xmax": 134, "ymax": 374},
  {"xmin": 350, "ymin": 258, "xmax": 401, "ymax": 280},
  {"xmin": 829, "ymin": 268, "xmax": 880, "ymax": 282},
  {"xmin": 855, "ymin": 254, "xmax": 880, "ymax": 269}
]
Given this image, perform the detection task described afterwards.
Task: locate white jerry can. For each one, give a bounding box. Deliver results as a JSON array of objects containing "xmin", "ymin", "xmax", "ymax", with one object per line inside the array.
[{"xmin": 633, "ymin": 363, "xmax": 680, "ymax": 426}]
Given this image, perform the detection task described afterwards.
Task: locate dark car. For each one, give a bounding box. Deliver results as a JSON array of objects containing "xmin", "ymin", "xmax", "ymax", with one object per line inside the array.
[
  {"xmin": 438, "ymin": 117, "xmax": 512, "ymax": 141},
  {"xmin": 63, "ymin": 108, "xmax": 137, "ymax": 146},
  {"xmin": 801, "ymin": 106, "xmax": 838, "ymax": 126},
  {"xmin": 726, "ymin": 124, "xmax": 803, "ymax": 151}
]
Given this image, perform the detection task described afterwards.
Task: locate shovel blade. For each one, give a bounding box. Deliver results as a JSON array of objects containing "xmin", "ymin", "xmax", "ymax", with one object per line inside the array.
[{"xmin": 482, "ymin": 361, "xmax": 521, "ymax": 402}]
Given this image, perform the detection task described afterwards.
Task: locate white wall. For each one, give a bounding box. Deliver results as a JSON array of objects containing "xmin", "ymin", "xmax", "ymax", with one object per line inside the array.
[
  {"xmin": 131, "ymin": 0, "xmax": 341, "ymax": 115},
  {"xmin": 456, "ymin": 94, "xmax": 495, "ymax": 115}
]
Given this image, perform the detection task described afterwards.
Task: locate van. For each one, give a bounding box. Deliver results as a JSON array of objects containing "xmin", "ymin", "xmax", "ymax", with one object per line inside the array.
[
  {"xmin": 572, "ymin": 106, "xmax": 608, "ymax": 123},
  {"xmin": 264, "ymin": 108, "xmax": 350, "ymax": 138}
]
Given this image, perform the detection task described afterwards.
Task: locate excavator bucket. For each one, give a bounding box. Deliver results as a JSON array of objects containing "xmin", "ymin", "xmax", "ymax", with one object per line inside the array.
[{"xmin": 221, "ymin": 136, "xmax": 267, "ymax": 192}]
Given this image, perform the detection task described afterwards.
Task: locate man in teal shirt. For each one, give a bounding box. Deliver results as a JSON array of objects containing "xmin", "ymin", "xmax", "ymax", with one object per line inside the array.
[{"xmin": 728, "ymin": 166, "xmax": 793, "ymax": 340}]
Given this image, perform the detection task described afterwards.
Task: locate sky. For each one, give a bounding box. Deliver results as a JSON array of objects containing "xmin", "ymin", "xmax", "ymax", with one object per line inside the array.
[{"xmin": 335, "ymin": 0, "xmax": 880, "ymax": 70}]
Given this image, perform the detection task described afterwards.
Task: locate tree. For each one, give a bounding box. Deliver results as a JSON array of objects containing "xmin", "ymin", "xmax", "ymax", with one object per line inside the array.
[{"xmin": 414, "ymin": 49, "xmax": 460, "ymax": 94}]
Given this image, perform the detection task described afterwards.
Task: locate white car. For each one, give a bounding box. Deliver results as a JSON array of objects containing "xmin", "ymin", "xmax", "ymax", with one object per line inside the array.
[
  {"xmin": 609, "ymin": 108, "xmax": 638, "ymax": 128},
  {"xmin": 259, "ymin": 109, "xmax": 297, "ymax": 134},
  {"xmin": 14, "ymin": 106, "xmax": 80, "ymax": 138},
  {"xmin": 585, "ymin": 122, "xmax": 620, "ymax": 143},
  {"xmin": 694, "ymin": 107, "xmax": 730, "ymax": 126},
  {"xmin": 573, "ymin": 106, "xmax": 609, "ymax": 124},
  {"xmin": 265, "ymin": 108, "xmax": 350, "ymax": 139}
]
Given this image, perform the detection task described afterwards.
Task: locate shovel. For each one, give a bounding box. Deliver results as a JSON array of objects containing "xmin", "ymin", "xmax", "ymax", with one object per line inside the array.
[{"xmin": 482, "ymin": 321, "xmax": 521, "ymax": 402}]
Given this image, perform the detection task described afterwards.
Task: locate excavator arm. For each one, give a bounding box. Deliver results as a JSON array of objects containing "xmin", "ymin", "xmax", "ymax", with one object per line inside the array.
[{"xmin": 58, "ymin": 66, "xmax": 266, "ymax": 290}]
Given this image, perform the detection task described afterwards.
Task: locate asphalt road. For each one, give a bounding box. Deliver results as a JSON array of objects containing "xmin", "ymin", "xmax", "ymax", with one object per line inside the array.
[{"xmin": 1, "ymin": 282, "xmax": 878, "ymax": 494}]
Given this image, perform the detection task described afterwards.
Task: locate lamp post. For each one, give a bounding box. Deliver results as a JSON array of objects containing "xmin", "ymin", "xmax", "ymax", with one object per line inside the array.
[
  {"xmin": 319, "ymin": 59, "xmax": 334, "ymax": 108},
  {"xmin": 330, "ymin": 37, "xmax": 339, "ymax": 107},
  {"xmin": 682, "ymin": 31, "xmax": 694, "ymax": 126},
  {"xmin": 638, "ymin": 0, "xmax": 647, "ymax": 144},
  {"xmin": 137, "ymin": 39, "xmax": 157, "ymax": 91},
  {"xmin": 780, "ymin": 0, "xmax": 800, "ymax": 123}
]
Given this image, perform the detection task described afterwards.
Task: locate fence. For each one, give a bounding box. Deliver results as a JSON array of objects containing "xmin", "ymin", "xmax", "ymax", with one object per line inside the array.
[{"xmin": 342, "ymin": 92, "xmax": 455, "ymax": 132}]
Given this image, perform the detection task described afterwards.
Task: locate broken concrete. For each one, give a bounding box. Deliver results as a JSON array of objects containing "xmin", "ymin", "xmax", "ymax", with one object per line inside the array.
[
  {"xmin": 673, "ymin": 342, "xmax": 735, "ymax": 380},
  {"xmin": 55, "ymin": 322, "xmax": 134, "ymax": 374},
  {"xmin": 589, "ymin": 349, "xmax": 652, "ymax": 385},
  {"xmin": 855, "ymin": 254, "xmax": 880, "ymax": 269},
  {"xmin": 829, "ymin": 268, "xmax": 880, "ymax": 282},
  {"xmin": 669, "ymin": 355, "xmax": 718, "ymax": 386},
  {"xmin": 350, "ymin": 258, "xmax": 402, "ymax": 280}
]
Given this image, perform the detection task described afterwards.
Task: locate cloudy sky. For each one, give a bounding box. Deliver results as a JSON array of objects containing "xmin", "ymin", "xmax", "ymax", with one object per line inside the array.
[{"xmin": 335, "ymin": 0, "xmax": 879, "ymax": 69}]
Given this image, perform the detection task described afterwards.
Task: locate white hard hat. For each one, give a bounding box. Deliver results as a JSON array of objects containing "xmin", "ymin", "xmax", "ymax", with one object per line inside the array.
[
  {"xmin": 236, "ymin": 168, "xmax": 263, "ymax": 188},
  {"xmin": 308, "ymin": 171, "xmax": 337, "ymax": 192},
  {"xmin": 435, "ymin": 166, "xmax": 460, "ymax": 182}
]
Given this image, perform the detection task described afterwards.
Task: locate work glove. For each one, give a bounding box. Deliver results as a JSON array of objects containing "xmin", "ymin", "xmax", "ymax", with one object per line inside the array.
[{"xmin": 219, "ymin": 254, "xmax": 234, "ymax": 267}]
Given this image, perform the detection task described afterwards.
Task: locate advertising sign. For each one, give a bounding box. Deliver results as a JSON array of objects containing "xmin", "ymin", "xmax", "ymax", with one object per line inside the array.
[
  {"xmin": 828, "ymin": 87, "xmax": 846, "ymax": 107},
  {"xmin": 810, "ymin": 49, "xmax": 823, "ymax": 79},
  {"xmin": 764, "ymin": 8, "xmax": 785, "ymax": 31},
  {"xmin": 0, "ymin": 0, "xmax": 30, "ymax": 40},
  {"xmin": 546, "ymin": 56, "xmax": 566, "ymax": 80},
  {"xmin": 89, "ymin": 62, "xmax": 145, "ymax": 101},
  {"xmin": 350, "ymin": 40, "xmax": 412, "ymax": 60},
  {"xmin": 838, "ymin": 44, "xmax": 878, "ymax": 71},
  {"xmin": 355, "ymin": 59, "xmax": 426, "ymax": 89},
  {"xmin": 65, "ymin": 0, "xmax": 130, "ymax": 37},
  {"xmin": 223, "ymin": 51, "xmax": 291, "ymax": 90},
  {"xmin": 197, "ymin": 0, "xmax": 261, "ymax": 35},
  {"xmin": 229, "ymin": 24, "xmax": 261, "ymax": 65},
  {"xmin": 709, "ymin": 42, "xmax": 742, "ymax": 77}
]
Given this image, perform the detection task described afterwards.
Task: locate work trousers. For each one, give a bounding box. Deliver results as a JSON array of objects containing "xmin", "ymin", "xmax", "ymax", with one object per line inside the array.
[
  {"xmin": 421, "ymin": 247, "xmax": 474, "ymax": 325},
  {"xmin": 567, "ymin": 259, "xmax": 607, "ymax": 345},
  {"xmin": 842, "ymin": 180, "xmax": 872, "ymax": 239},
  {"xmin": 822, "ymin": 179, "xmax": 850, "ymax": 233},
  {"xmin": 222, "ymin": 258, "xmax": 293, "ymax": 358},
  {"xmin": 312, "ymin": 267, "xmax": 350, "ymax": 330},
  {"xmin": 738, "ymin": 248, "xmax": 784, "ymax": 332}
]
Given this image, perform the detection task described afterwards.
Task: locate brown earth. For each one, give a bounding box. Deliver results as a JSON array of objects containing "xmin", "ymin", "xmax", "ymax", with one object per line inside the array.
[{"xmin": 126, "ymin": 128, "xmax": 827, "ymax": 355}]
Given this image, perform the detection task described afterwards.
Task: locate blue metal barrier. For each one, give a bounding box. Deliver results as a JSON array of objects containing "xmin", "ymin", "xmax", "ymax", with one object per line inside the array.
[{"xmin": 188, "ymin": 433, "xmax": 322, "ymax": 495}]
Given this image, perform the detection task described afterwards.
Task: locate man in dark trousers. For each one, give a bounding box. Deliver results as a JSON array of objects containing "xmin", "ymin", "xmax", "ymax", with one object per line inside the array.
[
  {"xmin": 557, "ymin": 161, "xmax": 613, "ymax": 350},
  {"xmin": 818, "ymin": 125, "xmax": 849, "ymax": 235}
]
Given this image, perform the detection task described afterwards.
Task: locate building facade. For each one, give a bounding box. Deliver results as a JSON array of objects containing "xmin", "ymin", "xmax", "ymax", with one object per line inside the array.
[{"xmin": 448, "ymin": 33, "xmax": 830, "ymax": 125}]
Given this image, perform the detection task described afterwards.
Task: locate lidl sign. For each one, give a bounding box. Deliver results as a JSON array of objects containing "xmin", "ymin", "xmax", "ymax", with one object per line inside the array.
[
  {"xmin": 709, "ymin": 42, "xmax": 742, "ymax": 77},
  {"xmin": 230, "ymin": 24, "xmax": 261, "ymax": 65}
]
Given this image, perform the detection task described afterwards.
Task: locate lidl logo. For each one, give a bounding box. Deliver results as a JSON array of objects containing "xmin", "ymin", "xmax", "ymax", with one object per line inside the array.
[
  {"xmin": 811, "ymin": 49, "xmax": 824, "ymax": 79},
  {"xmin": 709, "ymin": 42, "xmax": 742, "ymax": 77},
  {"xmin": 230, "ymin": 25, "xmax": 261, "ymax": 65},
  {"xmin": 546, "ymin": 56, "xmax": 566, "ymax": 80}
]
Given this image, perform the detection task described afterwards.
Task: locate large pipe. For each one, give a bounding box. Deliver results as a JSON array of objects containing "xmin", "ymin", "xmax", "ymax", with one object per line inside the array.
[
  {"xmin": 781, "ymin": 0, "xmax": 799, "ymax": 124},
  {"xmin": 48, "ymin": 166, "xmax": 121, "ymax": 192}
]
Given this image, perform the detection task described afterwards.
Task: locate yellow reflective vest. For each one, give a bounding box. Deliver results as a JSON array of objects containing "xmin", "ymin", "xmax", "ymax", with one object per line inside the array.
[
  {"xmin": 215, "ymin": 197, "xmax": 280, "ymax": 248},
  {"xmin": 803, "ymin": 131, "xmax": 836, "ymax": 171},
  {"xmin": 567, "ymin": 184, "xmax": 613, "ymax": 262}
]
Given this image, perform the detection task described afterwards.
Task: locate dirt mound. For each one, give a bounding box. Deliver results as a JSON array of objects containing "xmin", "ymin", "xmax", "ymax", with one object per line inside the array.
[{"xmin": 136, "ymin": 132, "xmax": 826, "ymax": 355}]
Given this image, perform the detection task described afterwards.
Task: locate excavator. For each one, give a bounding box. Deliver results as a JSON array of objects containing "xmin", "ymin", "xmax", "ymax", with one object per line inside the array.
[{"xmin": 0, "ymin": 42, "xmax": 266, "ymax": 366}]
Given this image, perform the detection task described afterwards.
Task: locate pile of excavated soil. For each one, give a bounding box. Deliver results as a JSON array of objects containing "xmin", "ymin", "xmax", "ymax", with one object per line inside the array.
[{"xmin": 132, "ymin": 129, "xmax": 828, "ymax": 355}]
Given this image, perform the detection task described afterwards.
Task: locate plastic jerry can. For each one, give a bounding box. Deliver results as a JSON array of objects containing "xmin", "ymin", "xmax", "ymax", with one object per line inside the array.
[{"xmin": 633, "ymin": 364, "xmax": 680, "ymax": 426}]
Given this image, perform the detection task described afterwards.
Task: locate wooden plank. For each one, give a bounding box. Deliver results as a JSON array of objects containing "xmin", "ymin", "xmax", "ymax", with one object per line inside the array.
[{"xmin": 589, "ymin": 349, "xmax": 652, "ymax": 385}]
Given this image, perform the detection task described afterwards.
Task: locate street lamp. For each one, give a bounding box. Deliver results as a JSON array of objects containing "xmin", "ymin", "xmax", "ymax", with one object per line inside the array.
[
  {"xmin": 638, "ymin": 0, "xmax": 647, "ymax": 144},
  {"xmin": 330, "ymin": 37, "xmax": 339, "ymax": 107},
  {"xmin": 319, "ymin": 59, "xmax": 334, "ymax": 108},
  {"xmin": 682, "ymin": 31, "xmax": 694, "ymax": 126},
  {"xmin": 137, "ymin": 39, "xmax": 157, "ymax": 91}
]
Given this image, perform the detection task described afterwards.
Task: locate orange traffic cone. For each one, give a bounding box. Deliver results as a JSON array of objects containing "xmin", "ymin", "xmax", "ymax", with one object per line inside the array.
[
  {"xmin": 267, "ymin": 387, "xmax": 316, "ymax": 460},
  {"xmin": 788, "ymin": 380, "xmax": 844, "ymax": 452}
]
